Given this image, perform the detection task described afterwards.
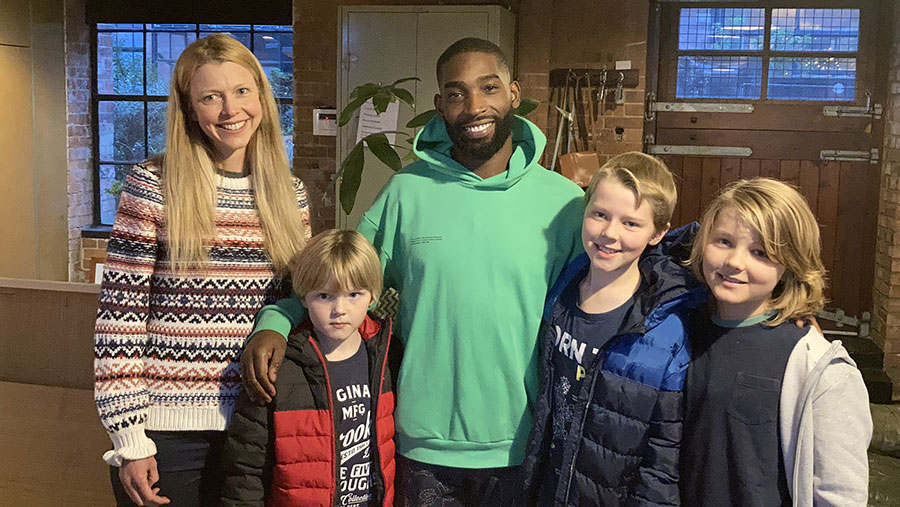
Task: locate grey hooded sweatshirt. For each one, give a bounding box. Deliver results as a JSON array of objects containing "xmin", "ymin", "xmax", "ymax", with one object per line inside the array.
[{"xmin": 780, "ymin": 327, "xmax": 872, "ymax": 507}]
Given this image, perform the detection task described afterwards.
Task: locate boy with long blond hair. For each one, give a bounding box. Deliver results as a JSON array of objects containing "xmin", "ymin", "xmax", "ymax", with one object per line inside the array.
[{"xmin": 681, "ymin": 178, "xmax": 871, "ymax": 506}]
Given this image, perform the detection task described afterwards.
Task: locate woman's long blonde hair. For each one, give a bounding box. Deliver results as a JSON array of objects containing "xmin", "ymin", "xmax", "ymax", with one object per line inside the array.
[
  {"xmin": 160, "ymin": 34, "xmax": 306, "ymax": 272},
  {"xmin": 689, "ymin": 178, "xmax": 827, "ymax": 326}
]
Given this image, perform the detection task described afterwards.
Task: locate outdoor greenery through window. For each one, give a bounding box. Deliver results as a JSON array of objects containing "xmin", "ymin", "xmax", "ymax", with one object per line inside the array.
[
  {"xmin": 675, "ymin": 8, "xmax": 859, "ymax": 102},
  {"xmin": 94, "ymin": 24, "xmax": 294, "ymax": 225}
]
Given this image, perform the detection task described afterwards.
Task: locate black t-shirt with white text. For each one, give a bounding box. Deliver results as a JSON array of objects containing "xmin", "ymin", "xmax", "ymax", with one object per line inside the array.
[
  {"xmin": 327, "ymin": 342, "xmax": 375, "ymax": 507},
  {"xmin": 541, "ymin": 273, "xmax": 635, "ymax": 501}
]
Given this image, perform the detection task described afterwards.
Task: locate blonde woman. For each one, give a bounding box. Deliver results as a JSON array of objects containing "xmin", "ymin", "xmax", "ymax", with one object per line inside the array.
[
  {"xmin": 93, "ymin": 34, "xmax": 311, "ymax": 507},
  {"xmin": 681, "ymin": 178, "xmax": 871, "ymax": 507}
]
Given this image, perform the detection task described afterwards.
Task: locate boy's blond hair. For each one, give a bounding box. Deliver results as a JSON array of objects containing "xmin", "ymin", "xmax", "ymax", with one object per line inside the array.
[
  {"xmin": 291, "ymin": 230, "xmax": 383, "ymax": 299},
  {"xmin": 583, "ymin": 152, "xmax": 677, "ymax": 233},
  {"xmin": 689, "ymin": 178, "xmax": 826, "ymax": 326}
]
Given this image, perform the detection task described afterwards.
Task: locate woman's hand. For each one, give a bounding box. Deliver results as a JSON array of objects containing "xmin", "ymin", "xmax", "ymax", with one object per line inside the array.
[{"xmin": 119, "ymin": 457, "xmax": 170, "ymax": 506}]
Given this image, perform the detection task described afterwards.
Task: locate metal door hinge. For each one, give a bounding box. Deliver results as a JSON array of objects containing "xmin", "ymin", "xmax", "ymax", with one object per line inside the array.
[
  {"xmin": 648, "ymin": 145, "xmax": 752, "ymax": 157},
  {"xmin": 644, "ymin": 91, "xmax": 754, "ymax": 121}
]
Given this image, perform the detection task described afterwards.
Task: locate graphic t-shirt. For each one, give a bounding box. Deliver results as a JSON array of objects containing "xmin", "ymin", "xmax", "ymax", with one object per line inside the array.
[
  {"xmin": 541, "ymin": 273, "xmax": 635, "ymax": 501},
  {"xmin": 327, "ymin": 342, "xmax": 374, "ymax": 507}
]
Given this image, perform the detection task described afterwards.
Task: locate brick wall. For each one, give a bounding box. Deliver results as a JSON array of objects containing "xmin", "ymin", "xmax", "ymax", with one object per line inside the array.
[
  {"xmin": 293, "ymin": 0, "xmax": 650, "ymax": 231},
  {"xmin": 545, "ymin": 0, "xmax": 649, "ymax": 165},
  {"xmin": 871, "ymin": 1, "xmax": 900, "ymax": 399},
  {"xmin": 65, "ymin": 0, "xmax": 94, "ymax": 282}
]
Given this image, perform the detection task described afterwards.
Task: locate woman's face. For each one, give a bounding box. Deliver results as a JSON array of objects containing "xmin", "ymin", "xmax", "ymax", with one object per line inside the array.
[{"xmin": 189, "ymin": 61, "xmax": 263, "ymax": 167}]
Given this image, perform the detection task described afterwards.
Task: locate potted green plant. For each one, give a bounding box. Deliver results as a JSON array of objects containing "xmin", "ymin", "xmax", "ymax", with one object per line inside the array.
[{"xmin": 336, "ymin": 78, "xmax": 539, "ymax": 214}]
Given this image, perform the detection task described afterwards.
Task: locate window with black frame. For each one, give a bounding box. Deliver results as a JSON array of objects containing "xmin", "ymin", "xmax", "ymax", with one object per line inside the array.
[
  {"xmin": 675, "ymin": 7, "xmax": 860, "ymax": 102},
  {"xmin": 93, "ymin": 24, "xmax": 294, "ymax": 225}
]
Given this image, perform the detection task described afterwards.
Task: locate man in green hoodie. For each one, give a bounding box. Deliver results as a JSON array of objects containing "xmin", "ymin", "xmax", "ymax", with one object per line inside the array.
[{"xmin": 241, "ymin": 38, "xmax": 584, "ymax": 506}]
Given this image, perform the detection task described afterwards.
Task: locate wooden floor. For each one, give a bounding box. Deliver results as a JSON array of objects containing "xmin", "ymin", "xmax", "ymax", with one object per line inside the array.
[{"xmin": 0, "ymin": 382, "xmax": 114, "ymax": 506}]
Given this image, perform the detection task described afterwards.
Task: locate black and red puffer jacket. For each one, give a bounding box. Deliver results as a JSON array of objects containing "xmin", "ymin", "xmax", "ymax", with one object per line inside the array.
[{"xmin": 221, "ymin": 315, "xmax": 400, "ymax": 507}]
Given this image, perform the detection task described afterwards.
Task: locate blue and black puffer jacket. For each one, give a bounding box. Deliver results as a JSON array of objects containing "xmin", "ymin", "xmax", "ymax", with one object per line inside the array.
[{"xmin": 520, "ymin": 224, "xmax": 707, "ymax": 507}]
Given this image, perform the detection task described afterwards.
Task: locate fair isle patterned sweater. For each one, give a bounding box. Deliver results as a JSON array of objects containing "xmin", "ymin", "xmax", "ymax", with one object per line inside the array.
[{"xmin": 93, "ymin": 163, "xmax": 311, "ymax": 466}]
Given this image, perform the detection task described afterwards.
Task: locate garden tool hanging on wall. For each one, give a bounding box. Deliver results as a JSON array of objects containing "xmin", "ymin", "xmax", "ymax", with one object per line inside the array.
[{"xmin": 558, "ymin": 71, "xmax": 601, "ymax": 187}]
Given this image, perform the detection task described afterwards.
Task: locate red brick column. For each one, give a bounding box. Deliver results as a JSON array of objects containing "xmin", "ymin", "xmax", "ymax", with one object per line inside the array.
[{"xmin": 871, "ymin": 2, "xmax": 900, "ymax": 399}]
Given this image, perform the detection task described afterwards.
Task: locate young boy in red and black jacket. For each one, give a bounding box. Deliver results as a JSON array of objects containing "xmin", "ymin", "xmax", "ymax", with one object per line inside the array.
[{"xmin": 221, "ymin": 229, "xmax": 401, "ymax": 507}]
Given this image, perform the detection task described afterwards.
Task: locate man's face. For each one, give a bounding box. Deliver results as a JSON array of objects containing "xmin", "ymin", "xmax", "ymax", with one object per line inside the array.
[{"xmin": 434, "ymin": 51, "xmax": 521, "ymax": 162}]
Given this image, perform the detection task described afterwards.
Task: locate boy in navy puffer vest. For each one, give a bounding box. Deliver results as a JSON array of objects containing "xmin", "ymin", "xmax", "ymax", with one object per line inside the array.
[{"xmin": 520, "ymin": 152, "xmax": 706, "ymax": 506}]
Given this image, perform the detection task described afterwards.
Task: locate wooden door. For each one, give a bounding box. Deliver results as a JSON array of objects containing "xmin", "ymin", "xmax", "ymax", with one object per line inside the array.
[{"xmin": 647, "ymin": 1, "xmax": 889, "ymax": 319}]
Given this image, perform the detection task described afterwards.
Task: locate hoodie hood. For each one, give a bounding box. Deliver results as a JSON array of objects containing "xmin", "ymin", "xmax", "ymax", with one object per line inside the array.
[
  {"xmin": 412, "ymin": 113, "xmax": 546, "ymax": 190},
  {"xmin": 637, "ymin": 223, "xmax": 709, "ymax": 329},
  {"xmin": 543, "ymin": 223, "xmax": 708, "ymax": 329}
]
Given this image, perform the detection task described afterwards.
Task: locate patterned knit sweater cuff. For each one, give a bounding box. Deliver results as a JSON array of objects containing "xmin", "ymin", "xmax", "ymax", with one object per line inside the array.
[{"xmin": 102, "ymin": 428, "xmax": 158, "ymax": 466}]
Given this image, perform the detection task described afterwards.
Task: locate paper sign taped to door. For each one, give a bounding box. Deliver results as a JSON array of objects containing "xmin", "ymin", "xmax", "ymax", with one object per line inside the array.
[{"xmin": 356, "ymin": 99, "xmax": 400, "ymax": 145}]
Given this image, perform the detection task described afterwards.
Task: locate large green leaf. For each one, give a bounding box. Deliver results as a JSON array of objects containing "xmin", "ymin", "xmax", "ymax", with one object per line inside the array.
[
  {"xmin": 406, "ymin": 109, "xmax": 437, "ymax": 128},
  {"xmin": 339, "ymin": 95, "xmax": 370, "ymax": 126},
  {"xmin": 365, "ymin": 133, "xmax": 402, "ymax": 172},
  {"xmin": 372, "ymin": 90, "xmax": 393, "ymax": 114},
  {"xmin": 391, "ymin": 88, "xmax": 415, "ymax": 109},
  {"xmin": 391, "ymin": 77, "xmax": 421, "ymax": 87},
  {"xmin": 338, "ymin": 142, "xmax": 365, "ymax": 215},
  {"xmin": 515, "ymin": 97, "xmax": 541, "ymax": 117},
  {"xmin": 349, "ymin": 83, "xmax": 379, "ymax": 101}
]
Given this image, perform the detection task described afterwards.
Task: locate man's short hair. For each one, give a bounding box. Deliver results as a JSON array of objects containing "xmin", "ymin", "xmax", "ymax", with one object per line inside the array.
[{"xmin": 436, "ymin": 37, "xmax": 510, "ymax": 83}]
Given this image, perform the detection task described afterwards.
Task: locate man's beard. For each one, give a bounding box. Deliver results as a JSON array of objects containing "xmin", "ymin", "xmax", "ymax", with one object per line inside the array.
[{"xmin": 444, "ymin": 109, "xmax": 515, "ymax": 162}]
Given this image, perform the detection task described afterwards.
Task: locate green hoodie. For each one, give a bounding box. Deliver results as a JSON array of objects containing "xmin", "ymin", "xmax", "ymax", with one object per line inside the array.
[{"xmin": 254, "ymin": 115, "xmax": 583, "ymax": 468}]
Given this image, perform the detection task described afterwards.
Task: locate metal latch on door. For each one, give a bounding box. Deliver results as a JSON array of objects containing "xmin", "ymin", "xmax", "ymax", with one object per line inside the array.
[
  {"xmin": 822, "ymin": 91, "xmax": 882, "ymax": 119},
  {"xmin": 820, "ymin": 148, "xmax": 879, "ymax": 164}
]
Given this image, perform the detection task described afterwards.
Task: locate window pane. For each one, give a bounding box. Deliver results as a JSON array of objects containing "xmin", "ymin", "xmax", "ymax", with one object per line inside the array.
[
  {"xmin": 200, "ymin": 31, "xmax": 251, "ymax": 48},
  {"xmin": 679, "ymin": 8, "xmax": 765, "ymax": 51},
  {"xmin": 200, "ymin": 24, "xmax": 251, "ymax": 31},
  {"xmin": 97, "ymin": 23, "xmax": 143, "ymax": 30},
  {"xmin": 99, "ymin": 164, "xmax": 133, "ymax": 225},
  {"xmin": 254, "ymin": 33, "xmax": 293, "ymax": 98},
  {"xmin": 278, "ymin": 103, "xmax": 294, "ymax": 158},
  {"xmin": 98, "ymin": 101, "xmax": 146, "ymax": 162},
  {"xmin": 676, "ymin": 56, "xmax": 762, "ymax": 99},
  {"xmin": 97, "ymin": 32, "xmax": 144, "ymax": 95},
  {"xmin": 146, "ymin": 24, "xmax": 196, "ymax": 31},
  {"xmin": 252, "ymin": 25, "xmax": 292, "ymax": 32},
  {"xmin": 146, "ymin": 32, "xmax": 197, "ymax": 95},
  {"xmin": 768, "ymin": 57, "xmax": 856, "ymax": 101},
  {"xmin": 148, "ymin": 102, "xmax": 167, "ymax": 156},
  {"xmin": 771, "ymin": 9, "xmax": 860, "ymax": 52}
]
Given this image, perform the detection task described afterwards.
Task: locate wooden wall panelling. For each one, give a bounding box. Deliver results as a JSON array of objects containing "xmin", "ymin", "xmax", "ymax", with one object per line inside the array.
[
  {"xmin": 740, "ymin": 159, "xmax": 760, "ymax": 179},
  {"xmin": 720, "ymin": 158, "xmax": 741, "ymax": 187},
  {"xmin": 799, "ymin": 160, "xmax": 819, "ymax": 212},
  {"xmin": 664, "ymin": 155, "xmax": 683, "ymax": 227},
  {"xmin": 760, "ymin": 159, "xmax": 780, "ymax": 179},
  {"xmin": 0, "ymin": 382, "xmax": 113, "ymax": 506},
  {"xmin": 0, "ymin": 284, "xmax": 99, "ymax": 389},
  {"xmin": 780, "ymin": 160, "xmax": 800, "ymax": 187},
  {"xmin": 679, "ymin": 157, "xmax": 703, "ymax": 226},
  {"xmin": 699, "ymin": 157, "xmax": 721, "ymax": 213},
  {"xmin": 817, "ymin": 162, "xmax": 841, "ymax": 280},
  {"xmin": 833, "ymin": 162, "xmax": 868, "ymax": 317}
]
